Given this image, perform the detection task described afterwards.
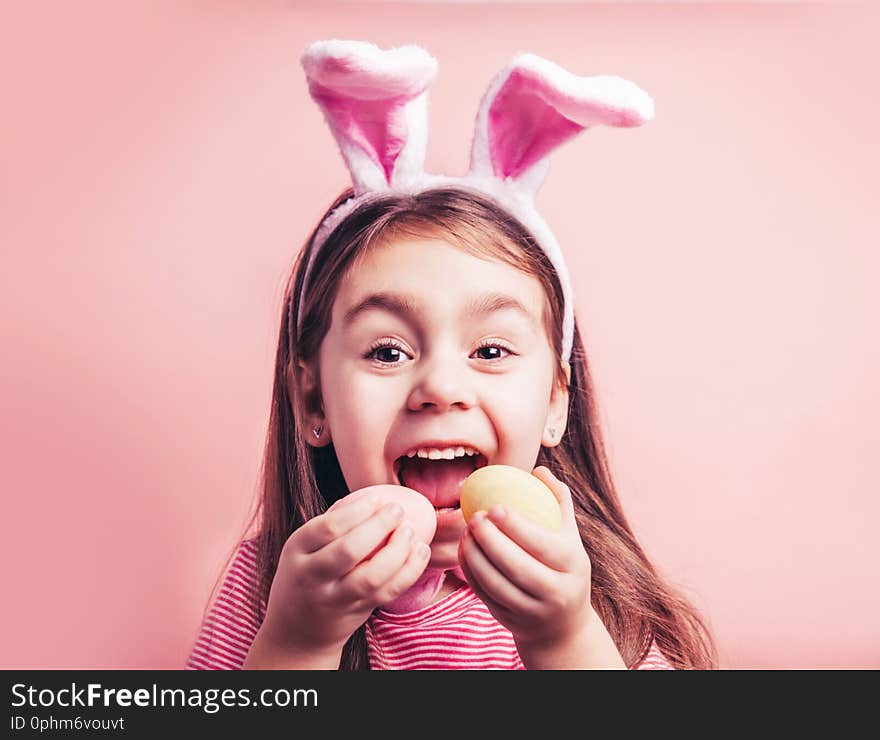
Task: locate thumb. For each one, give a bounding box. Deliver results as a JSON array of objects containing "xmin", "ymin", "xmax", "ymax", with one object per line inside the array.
[{"xmin": 532, "ymin": 466, "xmax": 576, "ymax": 533}]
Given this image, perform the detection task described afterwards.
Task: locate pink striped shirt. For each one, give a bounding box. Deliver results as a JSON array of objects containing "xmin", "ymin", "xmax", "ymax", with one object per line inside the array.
[{"xmin": 186, "ymin": 538, "xmax": 675, "ymax": 670}]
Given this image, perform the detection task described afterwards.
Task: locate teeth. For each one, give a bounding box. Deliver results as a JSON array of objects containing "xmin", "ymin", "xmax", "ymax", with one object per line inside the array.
[{"xmin": 405, "ymin": 446, "xmax": 480, "ymax": 460}]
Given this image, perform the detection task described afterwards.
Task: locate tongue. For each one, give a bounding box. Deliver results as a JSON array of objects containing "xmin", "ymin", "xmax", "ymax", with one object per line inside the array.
[{"xmin": 399, "ymin": 456, "xmax": 474, "ymax": 509}]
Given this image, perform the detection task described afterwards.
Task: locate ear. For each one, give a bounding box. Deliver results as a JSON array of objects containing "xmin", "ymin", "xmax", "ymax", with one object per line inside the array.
[
  {"xmin": 468, "ymin": 53, "xmax": 654, "ymax": 196},
  {"xmin": 289, "ymin": 360, "xmax": 331, "ymax": 448},
  {"xmin": 543, "ymin": 360, "xmax": 571, "ymax": 449},
  {"xmin": 301, "ymin": 40, "xmax": 437, "ymax": 195}
]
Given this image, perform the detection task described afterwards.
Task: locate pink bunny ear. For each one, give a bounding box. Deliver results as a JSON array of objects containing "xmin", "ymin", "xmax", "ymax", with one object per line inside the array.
[
  {"xmin": 469, "ymin": 53, "xmax": 654, "ymax": 193},
  {"xmin": 302, "ymin": 40, "xmax": 437, "ymax": 195}
]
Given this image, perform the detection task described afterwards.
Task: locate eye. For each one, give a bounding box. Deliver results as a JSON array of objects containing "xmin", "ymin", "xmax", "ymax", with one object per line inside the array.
[
  {"xmin": 365, "ymin": 339, "xmax": 411, "ymax": 365},
  {"xmin": 473, "ymin": 340, "xmax": 513, "ymax": 362}
]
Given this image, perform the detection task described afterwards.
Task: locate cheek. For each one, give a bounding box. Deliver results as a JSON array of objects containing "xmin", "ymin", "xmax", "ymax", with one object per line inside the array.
[
  {"xmin": 322, "ymin": 371, "xmax": 403, "ymax": 485},
  {"xmin": 483, "ymin": 391, "xmax": 552, "ymax": 463},
  {"xmin": 489, "ymin": 358, "xmax": 552, "ymax": 402},
  {"xmin": 323, "ymin": 362, "xmax": 391, "ymax": 422},
  {"xmin": 505, "ymin": 363, "xmax": 555, "ymax": 422}
]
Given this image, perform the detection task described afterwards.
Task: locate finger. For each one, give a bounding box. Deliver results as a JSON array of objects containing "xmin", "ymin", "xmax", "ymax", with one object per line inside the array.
[
  {"xmin": 335, "ymin": 522, "xmax": 426, "ymax": 602},
  {"xmin": 482, "ymin": 500, "xmax": 571, "ymax": 572},
  {"xmin": 532, "ymin": 466, "xmax": 578, "ymax": 535},
  {"xmin": 458, "ymin": 539, "xmax": 505, "ymax": 613},
  {"xmin": 459, "ymin": 526, "xmax": 538, "ymax": 614},
  {"xmin": 467, "ymin": 511, "xmax": 558, "ymax": 599},
  {"xmin": 456, "ymin": 548, "xmax": 514, "ymax": 622},
  {"xmin": 373, "ymin": 539, "xmax": 433, "ymax": 606},
  {"xmin": 295, "ymin": 494, "xmax": 388, "ymax": 553},
  {"xmin": 309, "ymin": 503, "xmax": 404, "ymax": 579}
]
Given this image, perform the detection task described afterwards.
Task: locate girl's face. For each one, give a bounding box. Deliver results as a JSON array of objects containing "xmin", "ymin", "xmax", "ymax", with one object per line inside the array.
[{"xmin": 298, "ymin": 235, "xmax": 570, "ymax": 570}]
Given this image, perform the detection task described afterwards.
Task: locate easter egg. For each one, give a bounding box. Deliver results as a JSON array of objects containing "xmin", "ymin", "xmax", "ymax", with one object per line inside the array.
[
  {"xmin": 330, "ymin": 484, "xmax": 437, "ymax": 547},
  {"xmin": 460, "ymin": 465, "xmax": 562, "ymax": 530},
  {"xmin": 330, "ymin": 485, "xmax": 441, "ymax": 613}
]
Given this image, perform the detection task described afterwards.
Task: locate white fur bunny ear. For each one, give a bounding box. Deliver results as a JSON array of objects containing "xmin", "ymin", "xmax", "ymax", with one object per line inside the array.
[
  {"xmin": 468, "ymin": 53, "xmax": 655, "ymax": 196},
  {"xmin": 301, "ymin": 40, "xmax": 437, "ymax": 195}
]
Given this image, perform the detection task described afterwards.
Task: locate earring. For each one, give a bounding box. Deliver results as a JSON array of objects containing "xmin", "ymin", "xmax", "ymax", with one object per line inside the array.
[{"xmin": 313, "ymin": 425, "xmax": 323, "ymax": 439}]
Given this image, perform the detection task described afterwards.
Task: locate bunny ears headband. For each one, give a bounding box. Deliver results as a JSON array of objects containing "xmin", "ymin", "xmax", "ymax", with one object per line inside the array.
[{"xmin": 297, "ymin": 40, "xmax": 655, "ymax": 362}]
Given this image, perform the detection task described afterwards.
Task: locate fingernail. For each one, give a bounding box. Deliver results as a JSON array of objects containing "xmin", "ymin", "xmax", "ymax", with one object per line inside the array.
[
  {"xmin": 471, "ymin": 511, "xmax": 486, "ymax": 526},
  {"xmin": 401, "ymin": 525, "xmax": 413, "ymax": 540},
  {"xmin": 418, "ymin": 543, "xmax": 431, "ymax": 558},
  {"xmin": 387, "ymin": 504, "xmax": 403, "ymax": 520},
  {"xmin": 489, "ymin": 504, "xmax": 506, "ymax": 521}
]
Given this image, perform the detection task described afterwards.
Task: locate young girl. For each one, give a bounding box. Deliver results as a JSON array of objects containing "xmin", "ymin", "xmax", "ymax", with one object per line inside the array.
[{"xmin": 186, "ymin": 40, "xmax": 717, "ymax": 670}]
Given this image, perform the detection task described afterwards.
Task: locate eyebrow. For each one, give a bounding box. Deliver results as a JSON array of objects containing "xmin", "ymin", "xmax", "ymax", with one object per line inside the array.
[{"xmin": 343, "ymin": 291, "xmax": 536, "ymax": 329}]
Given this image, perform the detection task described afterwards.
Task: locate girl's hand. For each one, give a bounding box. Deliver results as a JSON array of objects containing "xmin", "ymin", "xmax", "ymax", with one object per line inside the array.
[
  {"xmin": 457, "ymin": 466, "xmax": 594, "ymax": 667},
  {"xmin": 258, "ymin": 495, "xmax": 431, "ymax": 664}
]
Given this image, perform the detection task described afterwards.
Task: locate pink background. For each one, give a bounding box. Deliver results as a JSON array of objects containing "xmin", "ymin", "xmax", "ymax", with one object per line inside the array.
[{"xmin": 2, "ymin": 1, "xmax": 877, "ymax": 669}]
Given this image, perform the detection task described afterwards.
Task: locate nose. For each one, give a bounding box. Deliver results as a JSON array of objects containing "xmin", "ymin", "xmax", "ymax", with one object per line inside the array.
[{"xmin": 406, "ymin": 349, "xmax": 476, "ymax": 412}]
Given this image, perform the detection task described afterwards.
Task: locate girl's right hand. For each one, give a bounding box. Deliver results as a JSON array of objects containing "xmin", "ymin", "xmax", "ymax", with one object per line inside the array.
[{"xmin": 258, "ymin": 496, "xmax": 432, "ymax": 664}]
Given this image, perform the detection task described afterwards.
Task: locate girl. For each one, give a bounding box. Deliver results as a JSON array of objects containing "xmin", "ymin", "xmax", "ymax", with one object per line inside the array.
[{"xmin": 186, "ymin": 41, "xmax": 717, "ymax": 670}]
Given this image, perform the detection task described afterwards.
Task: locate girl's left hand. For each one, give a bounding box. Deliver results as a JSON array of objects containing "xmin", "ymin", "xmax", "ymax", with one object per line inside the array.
[{"xmin": 457, "ymin": 466, "xmax": 592, "ymax": 661}]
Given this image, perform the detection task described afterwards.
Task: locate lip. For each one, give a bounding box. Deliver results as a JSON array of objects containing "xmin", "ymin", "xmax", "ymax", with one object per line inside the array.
[{"xmin": 435, "ymin": 506, "xmax": 465, "ymax": 530}]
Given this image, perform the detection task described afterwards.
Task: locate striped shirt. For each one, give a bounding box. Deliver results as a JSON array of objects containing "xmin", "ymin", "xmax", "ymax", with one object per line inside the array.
[{"xmin": 185, "ymin": 538, "xmax": 674, "ymax": 670}]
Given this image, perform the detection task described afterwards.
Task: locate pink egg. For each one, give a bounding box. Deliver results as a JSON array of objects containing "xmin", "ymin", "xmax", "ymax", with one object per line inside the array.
[
  {"xmin": 330, "ymin": 484, "xmax": 437, "ymax": 548},
  {"xmin": 329, "ymin": 485, "xmax": 443, "ymax": 613}
]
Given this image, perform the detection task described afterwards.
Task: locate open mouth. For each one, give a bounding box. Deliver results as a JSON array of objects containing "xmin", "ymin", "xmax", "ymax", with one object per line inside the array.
[{"xmin": 393, "ymin": 452, "xmax": 488, "ymax": 511}]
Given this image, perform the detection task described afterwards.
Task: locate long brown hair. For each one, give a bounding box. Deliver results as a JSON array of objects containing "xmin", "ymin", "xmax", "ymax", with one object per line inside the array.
[{"xmin": 225, "ymin": 185, "xmax": 717, "ymax": 669}]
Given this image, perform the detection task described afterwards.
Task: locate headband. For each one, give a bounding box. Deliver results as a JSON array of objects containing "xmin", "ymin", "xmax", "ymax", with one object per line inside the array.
[{"xmin": 296, "ymin": 40, "xmax": 654, "ymax": 362}]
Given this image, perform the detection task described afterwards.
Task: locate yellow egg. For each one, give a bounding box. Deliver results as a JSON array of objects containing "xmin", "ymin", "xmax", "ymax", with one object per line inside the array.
[{"xmin": 460, "ymin": 465, "xmax": 562, "ymax": 530}]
